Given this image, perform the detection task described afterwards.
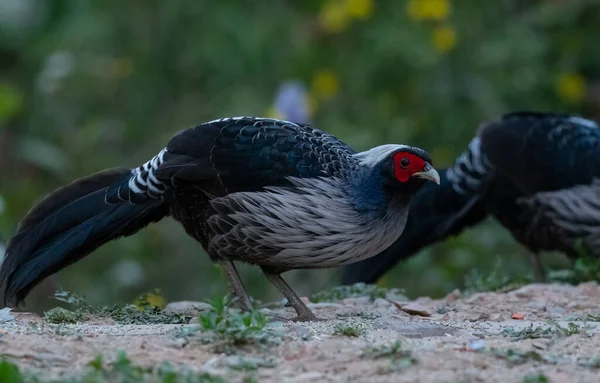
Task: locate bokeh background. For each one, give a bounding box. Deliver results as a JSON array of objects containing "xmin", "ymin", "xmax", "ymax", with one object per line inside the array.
[{"xmin": 1, "ymin": 0, "xmax": 600, "ymax": 311}]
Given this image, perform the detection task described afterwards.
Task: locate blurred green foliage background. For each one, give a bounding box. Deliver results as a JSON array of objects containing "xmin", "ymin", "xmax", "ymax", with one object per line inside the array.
[{"xmin": 1, "ymin": 0, "xmax": 599, "ymax": 311}]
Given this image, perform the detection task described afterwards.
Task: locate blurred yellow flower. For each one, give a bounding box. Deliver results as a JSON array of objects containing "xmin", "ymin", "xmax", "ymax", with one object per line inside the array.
[
  {"xmin": 144, "ymin": 293, "xmax": 166, "ymax": 310},
  {"xmin": 345, "ymin": 0, "xmax": 374, "ymax": 19},
  {"xmin": 320, "ymin": 0, "xmax": 351, "ymax": 33},
  {"xmin": 113, "ymin": 58, "xmax": 133, "ymax": 78},
  {"xmin": 432, "ymin": 25, "xmax": 457, "ymax": 53},
  {"xmin": 555, "ymin": 73, "xmax": 586, "ymax": 103},
  {"xmin": 407, "ymin": 0, "xmax": 451, "ymax": 21},
  {"xmin": 311, "ymin": 70, "xmax": 339, "ymax": 101},
  {"xmin": 134, "ymin": 290, "xmax": 166, "ymax": 310}
]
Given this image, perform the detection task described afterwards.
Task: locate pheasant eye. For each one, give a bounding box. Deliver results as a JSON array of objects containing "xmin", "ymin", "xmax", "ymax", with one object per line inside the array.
[{"xmin": 400, "ymin": 157, "xmax": 410, "ymax": 168}]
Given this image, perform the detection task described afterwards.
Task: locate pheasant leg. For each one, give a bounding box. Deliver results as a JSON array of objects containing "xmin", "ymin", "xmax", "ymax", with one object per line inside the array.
[
  {"xmin": 217, "ymin": 260, "xmax": 254, "ymax": 311},
  {"xmin": 261, "ymin": 267, "xmax": 320, "ymax": 322},
  {"xmin": 530, "ymin": 253, "xmax": 546, "ymax": 282}
]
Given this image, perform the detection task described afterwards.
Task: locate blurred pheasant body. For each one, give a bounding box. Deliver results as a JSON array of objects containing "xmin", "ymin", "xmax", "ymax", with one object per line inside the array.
[
  {"xmin": 0, "ymin": 117, "xmax": 438, "ymax": 321},
  {"xmin": 342, "ymin": 112, "xmax": 600, "ymax": 285}
]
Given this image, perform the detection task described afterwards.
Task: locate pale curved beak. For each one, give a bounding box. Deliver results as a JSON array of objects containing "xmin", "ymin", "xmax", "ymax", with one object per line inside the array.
[{"xmin": 413, "ymin": 163, "xmax": 440, "ymax": 185}]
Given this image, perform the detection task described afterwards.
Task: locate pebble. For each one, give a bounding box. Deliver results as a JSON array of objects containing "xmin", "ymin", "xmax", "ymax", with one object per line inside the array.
[
  {"xmin": 0, "ymin": 308, "xmax": 14, "ymax": 323},
  {"xmin": 165, "ymin": 338, "xmax": 187, "ymax": 349},
  {"xmin": 373, "ymin": 298, "xmax": 392, "ymax": 309},
  {"xmin": 468, "ymin": 339, "xmax": 485, "ymax": 351},
  {"xmin": 164, "ymin": 301, "xmax": 213, "ymax": 315},
  {"xmin": 445, "ymin": 289, "xmax": 461, "ymax": 302},
  {"xmin": 340, "ymin": 296, "xmax": 370, "ymax": 306},
  {"xmin": 292, "ymin": 325, "xmax": 312, "ymax": 341},
  {"xmin": 466, "ymin": 312, "xmax": 489, "ymax": 322}
]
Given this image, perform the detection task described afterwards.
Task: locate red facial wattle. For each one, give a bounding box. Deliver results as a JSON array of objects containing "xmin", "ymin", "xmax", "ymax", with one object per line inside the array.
[{"xmin": 393, "ymin": 152, "xmax": 427, "ymax": 182}]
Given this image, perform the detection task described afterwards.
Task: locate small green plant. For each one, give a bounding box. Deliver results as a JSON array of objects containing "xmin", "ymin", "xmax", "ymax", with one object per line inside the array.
[
  {"xmin": 49, "ymin": 289, "xmax": 193, "ymax": 325},
  {"xmin": 578, "ymin": 354, "xmax": 600, "ymax": 369},
  {"xmin": 583, "ymin": 313, "xmax": 600, "ymax": 321},
  {"xmin": 489, "ymin": 349, "xmax": 556, "ymax": 366},
  {"xmin": 88, "ymin": 351, "xmax": 152, "ymax": 381},
  {"xmin": 361, "ymin": 340, "xmax": 404, "ymax": 359},
  {"xmin": 0, "ymin": 352, "xmax": 225, "ymax": 382},
  {"xmin": 502, "ymin": 325, "xmax": 556, "ymax": 340},
  {"xmin": 311, "ymin": 283, "xmax": 406, "ymax": 303},
  {"xmin": 522, "ymin": 373, "xmax": 550, "ymax": 383},
  {"xmin": 333, "ymin": 322, "xmax": 365, "ymax": 337},
  {"xmin": 549, "ymin": 321, "xmax": 590, "ymax": 336},
  {"xmin": 463, "ymin": 261, "xmax": 530, "ymax": 295},
  {"xmin": 362, "ymin": 341, "xmax": 418, "ymax": 374},
  {"xmin": 565, "ymin": 312, "xmax": 600, "ymax": 322},
  {"xmin": 87, "ymin": 351, "xmax": 225, "ymax": 382},
  {"xmin": 44, "ymin": 307, "xmax": 84, "ymax": 324},
  {"xmin": 226, "ymin": 356, "xmax": 276, "ymax": 371},
  {"xmin": 502, "ymin": 321, "xmax": 589, "ymax": 341},
  {"xmin": 198, "ymin": 295, "xmax": 270, "ymax": 346},
  {"xmin": 548, "ymin": 239, "xmax": 600, "ymax": 284},
  {"xmin": 0, "ymin": 360, "xmax": 26, "ymax": 383}
]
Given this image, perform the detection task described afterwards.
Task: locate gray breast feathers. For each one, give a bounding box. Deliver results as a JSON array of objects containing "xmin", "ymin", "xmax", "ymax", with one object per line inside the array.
[{"xmin": 205, "ymin": 177, "xmax": 409, "ymax": 270}]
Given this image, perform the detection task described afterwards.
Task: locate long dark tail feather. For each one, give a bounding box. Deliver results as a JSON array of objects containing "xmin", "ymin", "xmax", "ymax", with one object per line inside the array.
[
  {"xmin": 341, "ymin": 169, "xmax": 488, "ymax": 285},
  {"xmin": 0, "ymin": 168, "xmax": 169, "ymax": 307}
]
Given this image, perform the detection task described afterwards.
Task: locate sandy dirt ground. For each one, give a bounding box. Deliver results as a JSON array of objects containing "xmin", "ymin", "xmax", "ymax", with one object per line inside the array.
[{"xmin": 2, "ymin": 282, "xmax": 600, "ymax": 382}]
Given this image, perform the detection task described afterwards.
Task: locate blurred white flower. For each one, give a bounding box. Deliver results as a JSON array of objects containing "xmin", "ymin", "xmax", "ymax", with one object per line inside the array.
[
  {"xmin": 273, "ymin": 81, "xmax": 311, "ymax": 124},
  {"xmin": 0, "ymin": 0, "xmax": 35, "ymax": 32},
  {"xmin": 109, "ymin": 259, "xmax": 144, "ymax": 287},
  {"xmin": 36, "ymin": 51, "xmax": 75, "ymax": 94}
]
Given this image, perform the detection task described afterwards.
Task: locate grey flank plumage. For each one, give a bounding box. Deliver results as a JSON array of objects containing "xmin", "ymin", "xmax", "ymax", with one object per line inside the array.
[
  {"xmin": 518, "ymin": 179, "xmax": 600, "ymax": 256},
  {"xmin": 207, "ymin": 176, "xmax": 409, "ymax": 269}
]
